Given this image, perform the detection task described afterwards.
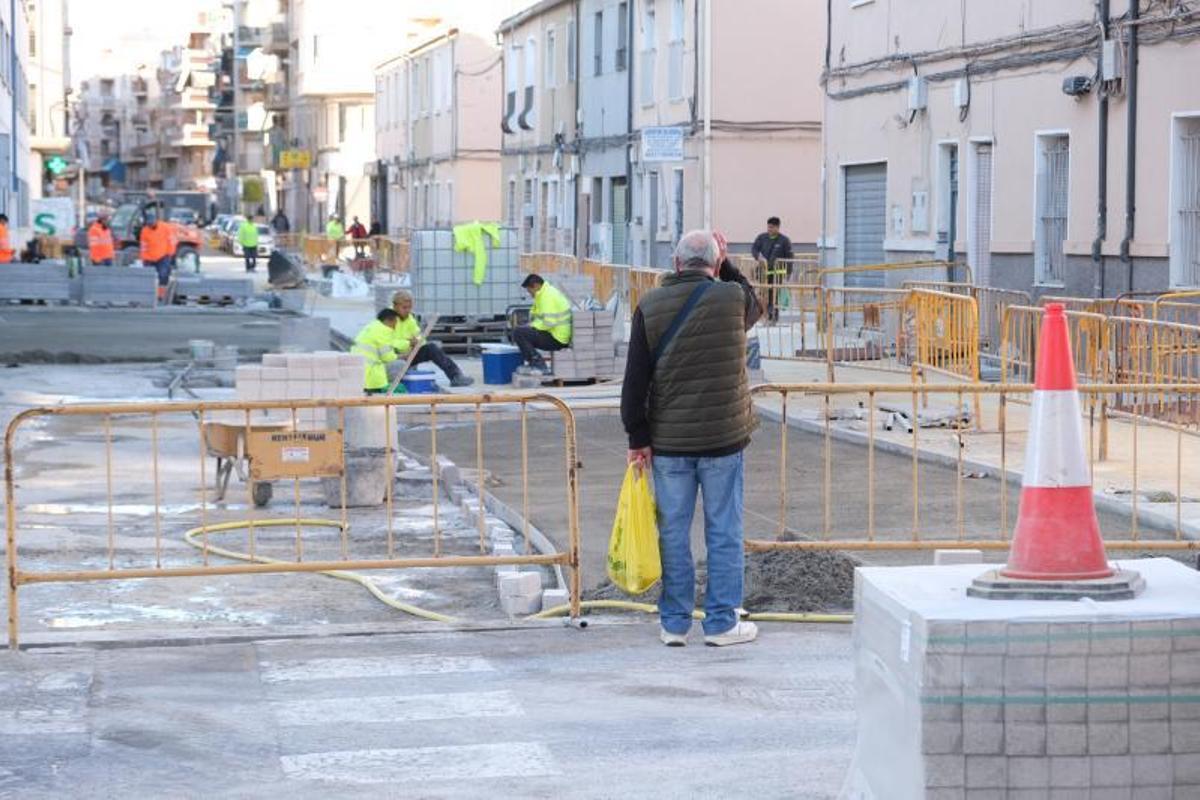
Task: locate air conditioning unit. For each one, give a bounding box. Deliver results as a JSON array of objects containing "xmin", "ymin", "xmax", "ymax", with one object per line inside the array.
[
  {"xmin": 1062, "ymin": 76, "xmax": 1093, "ymax": 96},
  {"xmin": 907, "ymin": 76, "xmax": 927, "ymax": 112}
]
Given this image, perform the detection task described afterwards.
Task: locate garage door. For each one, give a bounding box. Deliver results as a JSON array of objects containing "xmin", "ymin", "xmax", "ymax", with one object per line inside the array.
[{"xmin": 843, "ymin": 163, "xmax": 887, "ymax": 287}]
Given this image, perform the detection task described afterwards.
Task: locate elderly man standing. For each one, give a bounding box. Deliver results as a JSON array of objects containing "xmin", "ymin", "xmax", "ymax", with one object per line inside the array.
[
  {"xmin": 621, "ymin": 230, "xmax": 759, "ymax": 647},
  {"xmin": 388, "ymin": 290, "xmax": 474, "ymax": 388}
]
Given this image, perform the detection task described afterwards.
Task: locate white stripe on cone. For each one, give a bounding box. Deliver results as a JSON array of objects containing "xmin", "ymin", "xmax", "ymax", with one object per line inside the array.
[{"xmin": 1023, "ymin": 390, "xmax": 1091, "ymax": 488}]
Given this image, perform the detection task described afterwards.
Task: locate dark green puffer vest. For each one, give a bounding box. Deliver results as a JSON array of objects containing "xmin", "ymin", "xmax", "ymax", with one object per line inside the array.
[{"xmin": 638, "ymin": 269, "xmax": 756, "ymax": 454}]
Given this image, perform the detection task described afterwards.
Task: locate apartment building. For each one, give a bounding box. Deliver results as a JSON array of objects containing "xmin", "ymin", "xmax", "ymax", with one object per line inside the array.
[
  {"xmin": 153, "ymin": 28, "xmax": 219, "ymax": 192},
  {"xmin": 822, "ymin": 0, "xmax": 1200, "ymax": 295},
  {"xmin": 27, "ymin": 0, "xmax": 70, "ymax": 201},
  {"xmin": 0, "ymin": 0, "xmax": 33, "ymax": 238},
  {"xmin": 628, "ymin": 0, "xmax": 821, "ymax": 268},
  {"xmin": 499, "ymin": 0, "xmax": 579, "ymax": 254},
  {"xmin": 579, "ymin": 0, "xmax": 632, "ymax": 263},
  {"xmin": 374, "ymin": 30, "xmax": 501, "ymax": 235}
]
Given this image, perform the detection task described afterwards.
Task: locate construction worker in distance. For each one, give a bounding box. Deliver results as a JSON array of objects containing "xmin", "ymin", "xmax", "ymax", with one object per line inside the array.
[
  {"xmin": 325, "ymin": 213, "xmax": 344, "ymax": 262},
  {"xmin": 389, "ymin": 290, "xmax": 474, "ymax": 388},
  {"xmin": 751, "ymin": 215, "xmax": 794, "ymax": 323},
  {"xmin": 352, "ymin": 308, "xmax": 401, "ymax": 394},
  {"xmin": 237, "ymin": 214, "xmax": 260, "ymax": 272},
  {"xmin": 511, "ymin": 273, "xmax": 572, "ymax": 374},
  {"xmin": 140, "ymin": 207, "xmax": 175, "ymax": 303},
  {"xmin": 87, "ymin": 213, "xmax": 115, "ymax": 265},
  {"xmin": 0, "ymin": 213, "xmax": 13, "ymax": 263}
]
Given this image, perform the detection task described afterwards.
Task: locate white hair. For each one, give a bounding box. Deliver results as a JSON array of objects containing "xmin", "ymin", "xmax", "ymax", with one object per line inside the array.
[
  {"xmin": 672, "ymin": 230, "xmax": 719, "ymax": 272},
  {"xmin": 391, "ymin": 289, "xmax": 413, "ymax": 305}
]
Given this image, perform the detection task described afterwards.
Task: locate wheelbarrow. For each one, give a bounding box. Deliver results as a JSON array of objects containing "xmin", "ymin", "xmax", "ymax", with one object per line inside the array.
[{"xmin": 201, "ymin": 420, "xmax": 291, "ymax": 507}]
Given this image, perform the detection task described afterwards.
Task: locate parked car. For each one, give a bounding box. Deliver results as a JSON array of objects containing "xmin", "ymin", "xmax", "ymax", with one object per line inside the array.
[
  {"xmin": 208, "ymin": 213, "xmax": 233, "ymax": 233},
  {"xmin": 167, "ymin": 207, "xmax": 199, "ymax": 226},
  {"xmin": 232, "ymin": 223, "xmax": 275, "ymax": 257},
  {"xmin": 219, "ymin": 215, "xmax": 244, "ymax": 253}
]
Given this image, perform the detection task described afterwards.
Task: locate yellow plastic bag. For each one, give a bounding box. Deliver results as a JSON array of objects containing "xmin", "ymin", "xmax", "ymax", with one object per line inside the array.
[{"xmin": 606, "ymin": 464, "xmax": 661, "ymax": 594}]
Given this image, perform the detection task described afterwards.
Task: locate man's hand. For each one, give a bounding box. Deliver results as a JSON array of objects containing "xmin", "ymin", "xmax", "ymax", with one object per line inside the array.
[
  {"xmin": 627, "ymin": 447, "xmax": 652, "ymax": 471},
  {"xmin": 408, "ymin": 336, "xmax": 421, "ymax": 351}
]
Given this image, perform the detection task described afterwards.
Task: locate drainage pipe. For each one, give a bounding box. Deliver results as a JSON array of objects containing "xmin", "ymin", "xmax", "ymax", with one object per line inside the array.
[
  {"xmin": 1119, "ymin": 0, "xmax": 1140, "ymax": 292},
  {"xmin": 1092, "ymin": 0, "xmax": 1110, "ymax": 297}
]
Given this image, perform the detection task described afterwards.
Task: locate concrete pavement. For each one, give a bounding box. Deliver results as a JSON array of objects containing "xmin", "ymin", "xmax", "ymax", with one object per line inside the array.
[{"xmin": 0, "ymin": 622, "xmax": 855, "ymax": 799}]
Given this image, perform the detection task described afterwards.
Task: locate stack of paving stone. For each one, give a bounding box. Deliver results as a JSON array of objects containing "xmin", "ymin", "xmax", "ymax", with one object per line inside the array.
[
  {"xmin": 81, "ymin": 265, "xmax": 157, "ymax": 306},
  {"xmin": 0, "ymin": 263, "xmax": 71, "ymax": 303},
  {"xmin": 847, "ymin": 559, "xmax": 1200, "ymax": 798},
  {"xmin": 551, "ymin": 310, "xmax": 618, "ymax": 381},
  {"xmin": 235, "ymin": 351, "xmax": 364, "ymax": 430}
]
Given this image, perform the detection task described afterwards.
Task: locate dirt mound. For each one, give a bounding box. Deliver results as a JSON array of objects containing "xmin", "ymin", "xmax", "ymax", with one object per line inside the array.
[{"xmin": 585, "ymin": 548, "xmax": 860, "ymax": 613}]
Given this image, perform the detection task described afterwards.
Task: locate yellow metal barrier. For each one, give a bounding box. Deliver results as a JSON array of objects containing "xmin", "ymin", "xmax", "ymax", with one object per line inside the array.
[
  {"xmin": 902, "ymin": 281, "xmax": 1031, "ymax": 356},
  {"xmin": 905, "ymin": 289, "xmax": 980, "ymax": 382},
  {"xmin": 4, "ymin": 394, "xmax": 583, "ymax": 649},
  {"xmin": 1108, "ymin": 315, "xmax": 1200, "ymax": 428},
  {"xmin": 519, "ymin": 252, "xmax": 578, "ymax": 275},
  {"xmin": 372, "ymin": 236, "xmax": 410, "ymax": 275},
  {"xmin": 813, "ymin": 260, "xmax": 971, "ymax": 287},
  {"xmin": 746, "ymin": 382, "xmax": 1200, "ymax": 553},
  {"xmin": 628, "ymin": 267, "xmax": 664, "ymax": 311},
  {"xmin": 1000, "ymin": 305, "xmax": 1109, "ymax": 385},
  {"xmin": 1152, "ymin": 292, "xmax": 1200, "ymax": 326},
  {"xmin": 580, "ymin": 259, "xmax": 621, "ymax": 305}
]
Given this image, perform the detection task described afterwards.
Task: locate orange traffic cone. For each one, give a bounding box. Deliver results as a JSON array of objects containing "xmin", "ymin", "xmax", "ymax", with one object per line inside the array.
[
  {"xmin": 968, "ymin": 302, "xmax": 1143, "ymax": 600},
  {"xmin": 1002, "ymin": 302, "xmax": 1112, "ymax": 580}
]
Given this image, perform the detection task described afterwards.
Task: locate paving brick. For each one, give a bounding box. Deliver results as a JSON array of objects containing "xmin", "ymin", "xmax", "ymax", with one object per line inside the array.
[
  {"xmin": 1005, "ymin": 694, "xmax": 1046, "ymax": 724},
  {"xmin": 1174, "ymin": 752, "xmax": 1200, "ymax": 784},
  {"xmin": 1131, "ymin": 620, "xmax": 1173, "ymax": 654},
  {"xmin": 1126, "ymin": 787, "xmax": 1169, "ymax": 800},
  {"xmin": 1008, "ymin": 623, "xmax": 1050, "ymax": 656},
  {"xmin": 1005, "ymin": 656, "xmax": 1047, "ymax": 690},
  {"xmin": 933, "ymin": 548, "xmax": 984, "ymax": 565},
  {"xmin": 1087, "ymin": 697, "xmax": 1129, "ymax": 723},
  {"xmin": 1132, "ymin": 753, "xmax": 1172, "ymax": 786},
  {"xmin": 1128, "ymin": 652, "xmax": 1171, "ymax": 688},
  {"xmin": 1088, "ymin": 721, "xmax": 1129, "ymax": 755},
  {"xmin": 963, "ymin": 654, "xmax": 1005, "ymax": 690},
  {"xmin": 1087, "ymin": 655, "xmax": 1130, "ymax": 690},
  {"xmin": 1050, "ymin": 755, "xmax": 1090, "ymax": 788},
  {"xmin": 1006, "ymin": 722, "xmax": 1047, "ymax": 756},
  {"xmin": 1128, "ymin": 687, "xmax": 1169, "ymax": 722},
  {"xmin": 1090, "ymin": 622, "xmax": 1132, "ymax": 655},
  {"xmin": 964, "ymin": 791, "xmax": 1005, "ymax": 800},
  {"xmin": 965, "ymin": 755, "xmax": 1006, "ymax": 788},
  {"xmin": 1173, "ymin": 648, "xmax": 1200, "ymax": 684},
  {"xmin": 1169, "ymin": 685, "xmax": 1200, "ymax": 720},
  {"xmin": 540, "ymin": 587, "xmax": 569, "ymax": 611},
  {"xmin": 1171, "ymin": 621, "xmax": 1200, "ymax": 652},
  {"xmin": 922, "ymin": 698, "xmax": 962, "ymax": 723},
  {"xmin": 924, "ymin": 790, "xmax": 962, "ymax": 800},
  {"xmin": 498, "ymin": 571, "xmax": 541, "ymax": 598},
  {"xmin": 1086, "ymin": 789, "xmax": 1133, "ymax": 800},
  {"xmin": 1045, "ymin": 656, "xmax": 1088, "ymax": 692},
  {"xmin": 262, "ymin": 353, "xmax": 288, "ymax": 367},
  {"xmin": 1047, "ymin": 790, "xmax": 1090, "ymax": 800},
  {"xmin": 500, "ymin": 592, "xmax": 541, "ymax": 615},
  {"xmin": 1046, "ymin": 701, "xmax": 1087, "ymax": 725},
  {"xmin": 1008, "ymin": 755, "xmax": 1050, "ymax": 788},
  {"xmin": 1007, "ymin": 791, "xmax": 1052, "ymax": 800},
  {"xmin": 1170, "ymin": 720, "xmax": 1200, "ymax": 752},
  {"xmin": 922, "ymin": 721, "xmax": 963, "ymax": 755},
  {"xmin": 1091, "ymin": 754, "xmax": 1133, "ymax": 786},
  {"xmin": 924, "ymin": 753, "xmax": 964, "ymax": 787},
  {"xmin": 965, "ymin": 621, "xmax": 1007, "ymax": 655},
  {"xmin": 927, "ymin": 621, "xmax": 967, "ymax": 655},
  {"xmin": 1048, "ymin": 623, "xmax": 1091, "ymax": 656},
  {"xmin": 1129, "ymin": 720, "xmax": 1171, "ymax": 754},
  {"xmin": 1046, "ymin": 723, "xmax": 1088, "ymax": 756},
  {"xmin": 963, "ymin": 721, "xmax": 1004, "ymax": 755},
  {"xmin": 924, "ymin": 653, "xmax": 963, "ymax": 689}
]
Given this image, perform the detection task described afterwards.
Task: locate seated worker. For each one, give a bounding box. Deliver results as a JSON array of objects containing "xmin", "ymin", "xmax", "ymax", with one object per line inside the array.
[
  {"xmin": 389, "ymin": 291, "xmax": 474, "ymax": 387},
  {"xmin": 351, "ymin": 309, "xmax": 400, "ymax": 394},
  {"xmin": 511, "ymin": 273, "xmax": 572, "ymax": 373}
]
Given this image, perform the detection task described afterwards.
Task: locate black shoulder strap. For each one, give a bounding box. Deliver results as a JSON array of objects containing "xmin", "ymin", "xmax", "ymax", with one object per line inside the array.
[{"xmin": 652, "ymin": 281, "xmax": 712, "ymax": 366}]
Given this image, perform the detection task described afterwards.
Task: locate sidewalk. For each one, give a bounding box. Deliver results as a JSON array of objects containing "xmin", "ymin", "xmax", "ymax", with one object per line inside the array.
[
  {"xmin": 0, "ymin": 623, "xmax": 853, "ymax": 799},
  {"xmin": 757, "ymin": 358, "xmax": 1200, "ymax": 539}
]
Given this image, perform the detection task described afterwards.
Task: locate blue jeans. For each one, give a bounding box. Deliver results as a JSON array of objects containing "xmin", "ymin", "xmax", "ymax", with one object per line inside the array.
[
  {"xmin": 652, "ymin": 451, "xmax": 745, "ymax": 636},
  {"xmin": 148, "ymin": 257, "xmax": 172, "ymax": 286}
]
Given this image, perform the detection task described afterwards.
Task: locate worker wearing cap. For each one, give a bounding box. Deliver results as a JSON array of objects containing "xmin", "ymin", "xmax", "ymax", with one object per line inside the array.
[
  {"xmin": 352, "ymin": 309, "xmax": 400, "ymax": 394},
  {"xmin": 511, "ymin": 273, "xmax": 572, "ymax": 373},
  {"xmin": 388, "ymin": 290, "xmax": 474, "ymax": 387},
  {"xmin": 87, "ymin": 214, "xmax": 115, "ymax": 265},
  {"xmin": 140, "ymin": 208, "xmax": 176, "ymax": 302}
]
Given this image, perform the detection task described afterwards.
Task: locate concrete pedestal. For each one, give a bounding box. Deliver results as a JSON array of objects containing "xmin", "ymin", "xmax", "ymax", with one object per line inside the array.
[{"xmin": 845, "ymin": 559, "xmax": 1200, "ymax": 799}]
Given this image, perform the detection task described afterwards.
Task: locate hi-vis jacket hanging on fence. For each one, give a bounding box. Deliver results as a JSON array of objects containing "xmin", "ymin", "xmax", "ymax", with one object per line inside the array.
[
  {"xmin": 607, "ymin": 465, "xmax": 661, "ymax": 594},
  {"xmin": 351, "ymin": 319, "xmax": 398, "ymax": 391},
  {"xmin": 530, "ymin": 280, "xmax": 573, "ymax": 346},
  {"xmin": 452, "ymin": 221, "xmax": 501, "ymax": 285}
]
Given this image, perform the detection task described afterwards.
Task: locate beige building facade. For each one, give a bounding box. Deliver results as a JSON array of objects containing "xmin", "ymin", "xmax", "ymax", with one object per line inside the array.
[
  {"xmin": 822, "ymin": 0, "xmax": 1200, "ymax": 294},
  {"xmin": 375, "ymin": 30, "xmax": 502, "ymax": 235}
]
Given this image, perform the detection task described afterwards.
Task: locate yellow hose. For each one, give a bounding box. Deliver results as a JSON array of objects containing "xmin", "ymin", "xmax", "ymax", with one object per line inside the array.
[
  {"xmin": 183, "ymin": 519, "xmax": 855, "ymax": 625},
  {"xmin": 182, "ymin": 519, "xmax": 461, "ymax": 624},
  {"xmin": 529, "ymin": 600, "xmax": 853, "ymax": 624}
]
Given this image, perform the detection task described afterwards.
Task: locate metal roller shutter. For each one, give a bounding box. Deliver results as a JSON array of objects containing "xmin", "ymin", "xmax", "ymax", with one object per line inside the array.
[{"xmin": 843, "ymin": 163, "xmax": 887, "ymax": 287}]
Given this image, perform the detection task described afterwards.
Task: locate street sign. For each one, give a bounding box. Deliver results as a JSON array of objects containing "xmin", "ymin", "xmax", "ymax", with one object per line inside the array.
[
  {"xmin": 32, "ymin": 197, "xmax": 75, "ymax": 238},
  {"xmin": 46, "ymin": 155, "xmax": 69, "ymax": 175},
  {"xmin": 311, "ymin": 185, "xmax": 328, "ymax": 203},
  {"xmin": 278, "ymin": 149, "xmax": 312, "ymax": 169},
  {"xmin": 641, "ymin": 127, "xmax": 685, "ymax": 163}
]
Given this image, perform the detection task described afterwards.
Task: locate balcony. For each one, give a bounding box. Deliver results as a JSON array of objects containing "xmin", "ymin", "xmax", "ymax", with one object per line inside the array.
[
  {"xmin": 176, "ymin": 88, "xmax": 215, "ymax": 109},
  {"xmin": 173, "ymin": 123, "xmax": 216, "ymax": 148},
  {"xmin": 238, "ymin": 26, "xmax": 266, "ymax": 47},
  {"xmin": 265, "ymin": 21, "xmax": 289, "ymax": 54},
  {"xmin": 265, "ymin": 82, "xmax": 290, "ymax": 111}
]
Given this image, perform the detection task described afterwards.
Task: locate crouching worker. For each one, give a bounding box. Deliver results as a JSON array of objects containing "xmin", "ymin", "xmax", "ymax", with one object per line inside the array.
[
  {"xmin": 389, "ymin": 291, "xmax": 474, "ymax": 387},
  {"xmin": 511, "ymin": 273, "xmax": 572, "ymax": 374},
  {"xmin": 352, "ymin": 309, "xmax": 401, "ymax": 394}
]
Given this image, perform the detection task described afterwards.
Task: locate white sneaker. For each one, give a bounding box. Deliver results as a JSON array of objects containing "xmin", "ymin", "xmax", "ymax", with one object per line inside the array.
[
  {"xmin": 704, "ymin": 620, "xmax": 758, "ymax": 647},
  {"xmin": 659, "ymin": 627, "xmax": 688, "ymax": 647}
]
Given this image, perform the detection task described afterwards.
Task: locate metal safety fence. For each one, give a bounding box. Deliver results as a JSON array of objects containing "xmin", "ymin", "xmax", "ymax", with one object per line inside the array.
[
  {"xmin": 4, "ymin": 394, "xmax": 583, "ymax": 649},
  {"xmin": 745, "ymin": 383, "xmax": 1200, "ymax": 554}
]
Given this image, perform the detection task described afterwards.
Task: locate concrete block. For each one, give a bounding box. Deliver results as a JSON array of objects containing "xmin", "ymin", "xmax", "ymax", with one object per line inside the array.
[
  {"xmin": 924, "ymin": 653, "xmax": 963, "ymax": 689},
  {"xmin": 965, "ymin": 621, "xmax": 1007, "ymax": 655},
  {"xmin": 1087, "ymin": 722, "xmax": 1129, "ymax": 755},
  {"xmin": 923, "ymin": 754, "xmax": 964, "ymax": 788},
  {"xmin": 260, "ymin": 367, "xmax": 288, "ymax": 381},
  {"xmin": 540, "ymin": 587, "xmax": 569, "ymax": 611},
  {"xmin": 1087, "ymin": 696, "xmax": 1129, "ymax": 723},
  {"xmin": 922, "ymin": 721, "xmax": 962, "ymax": 755},
  {"xmin": 1128, "ymin": 787, "xmax": 1171, "ymax": 800},
  {"xmin": 1008, "ymin": 623, "xmax": 1050, "ymax": 656},
  {"xmin": 236, "ymin": 365, "xmax": 262, "ymax": 382},
  {"xmin": 964, "ymin": 755, "xmax": 1006, "ymax": 788},
  {"xmin": 235, "ymin": 381, "xmax": 260, "ymax": 401},
  {"xmin": 963, "ymin": 654, "xmax": 1005, "ymax": 690},
  {"xmin": 1128, "ymin": 653, "xmax": 1170, "ymax": 688},
  {"xmin": 260, "ymin": 381, "xmax": 286, "ymax": 401},
  {"xmin": 1005, "ymin": 694, "xmax": 1046, "ymax": 725},
  {"xmin": 928, "ymin": 621, "xmax": 967, "ymax": 655},
  {"xmin": 313, "ymin": 380, "xmax": 338, "ymax": 399},
  {"xmin": 1090, "ymin": 754, "xmax": 1133, "ymax": 787},
  {"xmin": 1090, "ymin": 622, "xmax": 1132, "ymax": 655},
  {"xmin": 933, "ymin": 549, "xmax": 984, "ymax": 565},
  {"xmin": 1045, "ymin": 656, "xmax": 1088, "ymax": 692},
  {"xmin": 1005, "ymin": 722, "xmax": 1047, "ymax": 756},
  {"xmin": 262, "ymin": 353, "xmax": 288, "ymax": 367},
  {"xmin": 1087, "ymin": 655, "xmax": 1129, "ymax": 690},
  {"xmin": 1046, "ymin": 790, "xmax": 1091, "ymax": 800},
  {"xmin": 498, "ymin": 571, "xmax": 541, "ymax": 598},
  {"xmin": 1008, "ymin": 755, "xmax": 1050, "ymax": 788},
  {"xmin": 500, "ymin": 592, "xmax": 541, "ymax": 616},
  {"xmin": 493, "ymin": 564, "xmax": 518, "ymax": 585},
  {"xmin": 1049, "ymin": 755, "xmax": 1090, "ymax": 788},
  {"xmin": 1046, "ymin": 723, "xmax": 1088, "ymax": 756},
  {"xmin": 1171, "ymin": 719, "xmax": 1200, "ymax": 751},
  {"xmin": 1047, "ymin": 702, "xmax": 1087, "ymax": 724},
  {"xmin": 1127, "ymin": 688, "xmax": 1169, "ymax": 722},
  {"xmin": 1170, "ymin": 685, "xmax": 1200, "ymax": 720},
  {"xmin": 1004, "ymin": 656, "xmax": 1047, "ymax": 690},
  {"xmin": 1171, "ymin": 620, "xmax": 1200, "ymax": 651},
  {"xmin": 285, "ymin": 380, "xmax": 312, "ymax": 399},
  {"xmin": 963, "ymin": 721, "xmax": 1004, "ymax": 755},
  {"xmin": 1132, "ymin": 754, "xmax": 1172, "ymax": 786},
  {"xmin": 1172, "ymin": 652, "xmax": 1200, "ymax": 685}
]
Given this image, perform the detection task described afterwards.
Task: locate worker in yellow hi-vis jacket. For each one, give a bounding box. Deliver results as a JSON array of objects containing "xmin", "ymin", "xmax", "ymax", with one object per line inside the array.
[
  {"xmin": 351, "ymin": 309, "xmax": 400, "ymax": 394},
  {"xmin": 511, "ymin": 273, "xmax": 572, "ymax": 374}
]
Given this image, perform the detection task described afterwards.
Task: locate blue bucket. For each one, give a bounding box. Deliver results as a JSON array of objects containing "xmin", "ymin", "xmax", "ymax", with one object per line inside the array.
[
  {"xmin": 482, "ymin": 344, "xmax": 522, "ymax": 385},
  {"xmin": 401, "ymin": 367, "xmax": 439, "ymax": 394}
]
